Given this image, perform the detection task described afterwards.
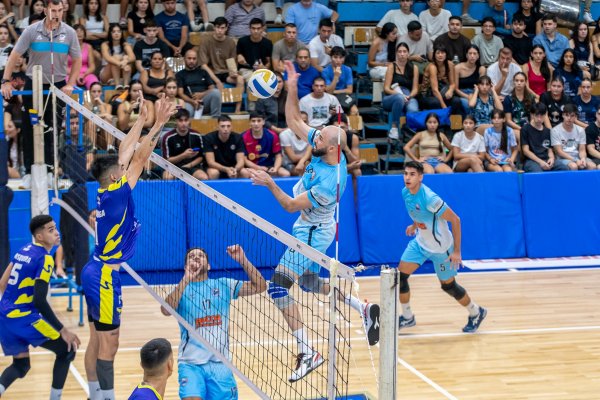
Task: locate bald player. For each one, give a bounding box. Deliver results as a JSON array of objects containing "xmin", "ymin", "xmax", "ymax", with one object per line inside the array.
[{"xmin": 249, "ymin": 60, "xmax": 380, "ymax": 383}]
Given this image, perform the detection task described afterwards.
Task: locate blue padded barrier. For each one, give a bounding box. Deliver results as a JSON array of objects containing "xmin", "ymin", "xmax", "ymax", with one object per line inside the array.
[
  {"xmin": 186, "ymin": 177, "xmax": 360, "ymax": 271},
  {"xmin": 86, "ymin": 181, "xmax": 187, "ymax": 272},
  {"xmin": 522, "ymin": 171, "xmax": 600, "ymax": 258},
  {"xmin": 357, "ymin": 173, "xmax": 526, "ymax": 265}
]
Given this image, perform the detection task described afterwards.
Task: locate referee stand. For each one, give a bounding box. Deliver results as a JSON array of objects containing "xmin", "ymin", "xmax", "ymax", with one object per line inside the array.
[{"xmin": 50, "ymin": 274, "xmax": 85, "ymax": 327}]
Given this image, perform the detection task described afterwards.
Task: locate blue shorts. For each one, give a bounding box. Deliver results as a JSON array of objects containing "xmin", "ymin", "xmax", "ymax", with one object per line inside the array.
[
  {"xmin": 0, "ymin": 313, "xmax": 60, "ymax": 356},
  {"xmin": 401, "ymin": 239, "xmax": 457, "ymax": 281},
  {"xmin": 279, "ymin": 219, "xmax": 335, "ymax": 276},
  {"xmin": 81, "ymin": 258, "xmax": 123, "ymax": 326},
  {"xmin": 178, "ymin": 361, "xmax": 238, "ymax": 400}
]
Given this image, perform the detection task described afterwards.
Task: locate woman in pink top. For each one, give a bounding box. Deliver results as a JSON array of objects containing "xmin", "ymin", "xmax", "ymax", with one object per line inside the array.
[
  {"xmin": 68, "ymin": 24, "xmax": 100, "ymax": 89},
  {"xmin": 522, "ymin": 44, "xmax": 553, "ymax": 96}
]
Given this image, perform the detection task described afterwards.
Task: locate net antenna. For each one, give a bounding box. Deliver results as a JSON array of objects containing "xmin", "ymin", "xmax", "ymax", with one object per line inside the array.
[{"xmin": 51, "ymin": 87, "xmax": 356, "ymax": 400}]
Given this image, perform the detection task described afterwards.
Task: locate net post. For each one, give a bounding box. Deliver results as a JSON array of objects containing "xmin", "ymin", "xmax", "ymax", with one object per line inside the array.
[
  {"xmin": 327, "ymin": 259, "xmax": 340, "ymax": 400},
  {"xmin": 379, "ymin": 267, "xmax": 398, "ymax": 399},
  {"xmin": 31, "ymin": 64, "xmax": 48, "ymax": 217}
]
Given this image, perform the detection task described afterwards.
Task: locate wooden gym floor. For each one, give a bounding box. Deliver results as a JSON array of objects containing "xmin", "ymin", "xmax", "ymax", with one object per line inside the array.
[{"xmin": 2, "ymin": 267, "xmax": 600, "ymax": 399}]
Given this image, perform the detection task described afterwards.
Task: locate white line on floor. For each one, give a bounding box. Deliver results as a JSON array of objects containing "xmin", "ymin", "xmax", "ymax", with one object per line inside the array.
[
  {"xmin": 397, "ymin": 357, "xmax": 458, "ymax": 400},
  {"xmin": 69, "ymin": 363, "xmax": 89, "ymax": 397},
  {"xmin": 399, "ymin": 324, "xmax": 600, "ymax": 339}
]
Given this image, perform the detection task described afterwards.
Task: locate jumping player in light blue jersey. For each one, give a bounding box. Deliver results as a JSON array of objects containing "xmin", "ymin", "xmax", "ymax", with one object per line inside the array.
[
  {"xmin": 82, "ymin": 94, "xmax": 177, "ymax": 400},
  {"xmin": 398, "ymin": 161, "xmax": 487, "ymax": 333},
  {"xmin": 249, "ymin": 60, "xmax": 380, "ymax": 383},
  {"xmin": 0, "ymin": 215, "xmax": 81, "ymax": 400},
  {"xmin": 161, "ymin": 246, "xmax": 266, "ymax": 400},
  {"xmin": 128, "ymin": 338, "xmax": 174, "ymax": 400}
]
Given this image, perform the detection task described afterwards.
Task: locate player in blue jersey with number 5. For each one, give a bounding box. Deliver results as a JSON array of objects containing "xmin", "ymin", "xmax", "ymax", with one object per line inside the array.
[
  {"xmin": 128, "ymin": 338, "xmax": 174, "ymax": 400},
  {"xmin": 82, "ymin": 94, "xmax": 176, "ymax": 400},
  {"xmin": 398, "ymin": 161, "xmax": 487, "ymax": 333},
  {"xmin": 161, "ymin": 245, "xmax": 266, "ymax": 400},
  {"xmin": 250, "ymin": 60, "xmax": 380, "ymax": 383},
  {"xmin": 0, "ymin": 215, "xmax": 81, "ymax": 400}
]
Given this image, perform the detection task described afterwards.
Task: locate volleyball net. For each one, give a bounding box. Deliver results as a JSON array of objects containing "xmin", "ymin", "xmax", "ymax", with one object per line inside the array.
[{"xmin": 49, "ymin": 86, "xmax": 360, "ymax": 399}]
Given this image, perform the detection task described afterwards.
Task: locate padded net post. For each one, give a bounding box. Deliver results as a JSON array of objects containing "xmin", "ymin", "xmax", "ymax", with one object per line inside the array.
[
  {"xmin": 31, "ymin": 65, "xmax": 48, "ymax": 216},
  {"xmin": 379, "ymin": 267, "xmax": 398, "ymax": 399}
]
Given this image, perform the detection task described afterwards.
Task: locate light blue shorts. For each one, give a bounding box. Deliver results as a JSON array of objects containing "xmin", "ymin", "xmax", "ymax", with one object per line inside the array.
[
  {"xmin": 401, "ymin": 239, "xmax": 457, "ymax": 281},
  {"xmin": 178, "ymin": 361, "xmax": 238, "ymax": 400},
  {"xmin": 279, "ymin": 219, "xmax": 335, "ymax": 276}
]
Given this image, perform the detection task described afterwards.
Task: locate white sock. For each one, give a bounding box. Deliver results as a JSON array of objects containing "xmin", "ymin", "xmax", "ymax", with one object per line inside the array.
[
  {"xmin": 49, "ymin": 387, "xmax": 62, "ymax": 400},
  {"xmin": 100, "ymin": 389, "xmax": 115, "ymax": 400},
  {"xmin": 466, "ymin": 301, "xmax": 480, "ymax": 317},
  {"xmin": 292, "ymin": 328, "xmax": 312, "ymax": 355},
  {"xmin": 344, "ymin": 294, "xmax": 363, "ymax": 314},
  {"xmin": 88, "ymin": 381, "xmax": 101, "ymax": 400},
  {"xmin": 401, "ymin": 302, "xmax": 413, "ymax": 319},
  {"xmin": 0, "ymin": 383, "xmax": 6, "ymax": 395}
]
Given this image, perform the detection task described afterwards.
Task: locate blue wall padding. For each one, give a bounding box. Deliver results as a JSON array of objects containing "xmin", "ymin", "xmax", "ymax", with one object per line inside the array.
[
  {"xmin": 522, "ymin": 171, "xmax": 600, "ymax": 258},
  {"xmin": 186, "ymin": 177, "xmax": 360, "ymax": 271},
  {"xmin": 0, "ymin": 186, "xmax": 13, "ymax": 274},
  {"xmin": 356, "ymin": 173, "xmax": 526, "ymax": 265},
  {"xmin": 0, "ymin": 140, "xmax": 7, "ymax": 186},
  {"xmin": 86, "ymin": 181, "xmax": 187, "ymax": 272}
]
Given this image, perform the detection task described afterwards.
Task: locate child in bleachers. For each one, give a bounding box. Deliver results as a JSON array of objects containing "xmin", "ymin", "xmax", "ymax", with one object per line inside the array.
[
  {"xmin": 484, "ymin": 109, "xmax": 518, "ymax": 171},
  {"xmin": 451, "ymin": 115, "xmax": 486, "ymax": 172},
  {"xmin": 403, "ymin": 112, "xmax": 453, "ymax": 174}
]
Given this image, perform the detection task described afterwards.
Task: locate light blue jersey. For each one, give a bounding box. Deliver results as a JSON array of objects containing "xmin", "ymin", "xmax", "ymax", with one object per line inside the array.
[
  {"xmin": 402, "ymin": 184, "xmax": 452, "ymax": 254},
  {"xmin": 293, "ymin": 128, "xmax": 347, "ymax": 225},
  {"xmin": 176, "ymin": 278, "xmax": 241, "ymax": 365}
]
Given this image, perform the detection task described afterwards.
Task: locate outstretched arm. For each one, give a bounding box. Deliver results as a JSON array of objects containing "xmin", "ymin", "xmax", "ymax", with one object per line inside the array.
[
  {"xmin": 126, "ymin": 94, "xmax": 176, "ymax": 189},
  {"xmin": 227, "ymin": 245, "xmax": 267, "ymax": 296},
  {"xmin": 284, "ymin": 60, "xmax": 313, "ymax": 143},
  {"xmin": 250, "ymin": 170, "xmax": 313, "ymax": 212}
]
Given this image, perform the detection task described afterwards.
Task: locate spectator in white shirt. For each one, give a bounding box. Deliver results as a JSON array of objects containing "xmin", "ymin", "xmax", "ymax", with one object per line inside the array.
[
  {"xmin": 376, "ymin": 0, "xmax": 418, "ymax": 37},
  {"xmin": 418, "ymin": 0, "xmax": 451, "ymax": 41},
  {"xmin": 299, "ymin": 76, "xmax": 343, "ymax": 128},
  {"xmin": 308, "ymin": 19, "xmax": 343, "ymax": 72}
]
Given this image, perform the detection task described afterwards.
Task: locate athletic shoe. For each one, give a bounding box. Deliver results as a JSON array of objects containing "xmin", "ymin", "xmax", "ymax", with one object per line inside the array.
[
  {"xmin": 274, "ymin": 14, "xmax": 284, "ymax": 24},
  {"xmin": 388, "ymin": 127, "xmax": 399, "ymax": 140},
  {"xmin": 363, "ymin": 303, "xmax": 380, "ymax": 346},
  {"xmin": 398, "ymin": 315, "xmax": 416, "ymax": 330},
  {"xmin": 461, "ymin": 13, "xmax": 479, "ymax": 25},
  {"xmin": 19, "ymin": 174, "xmax": 31, "ymax": 189},
  {"xmin": 119, "ymin": 17, "xmax": 127, "ymax": 29},
  {"xmin": 289, "ymin": 351, "xmax": 324, "ymax": 382},
  {"xmin": 462, "ymin": 306, "xmax": 487, "ymax": 333},
  {"xmin": 583, "ymin": 12, "xmax": 594, "ymax": 24}
]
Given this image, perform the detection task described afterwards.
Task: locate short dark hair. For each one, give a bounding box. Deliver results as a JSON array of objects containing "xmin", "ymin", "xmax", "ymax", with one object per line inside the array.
[
  {"xmin": 249, "ymin": 112, "xmax": 265, "ymax": 120},
  {"xmin": 542, "ymin": 13, "xmax": 557, "ymax": 23},
  {"xmin": 330, "ymin": 46, "xmax": 346, "ymax": 58},
  {"xmin": 312, "ymin": 76, "xmax": 325, "ymax": 85},
  {"xmin": 530, "ymin": 102, "xmax": 547, "ymax": 116},
  {"xmin": 512, "ymin": 13, "xmax": 525, "ymax": 24},
  {"xmin": 213, "ymin": 16, "xmax": 228, "ymax": 27},
  {"xmin": 44, "ymin": 0, "xmax": 62, "ymax": 6},
  {"xmin": 327, "ymin": 113, "xmax": 348, "ymax": 125},
  {"xmin": 481, "ymin": 17, "xmax": 496, "ymax": 27},
  {"xmin": 407, "ymin": 20, "xmax": 422, "ymax": 32},
  {"xmin": 143, "ymin": 19, "xmax": 157, "ymax": 29},
  {"xmin": 449, "ymin": 15, "xmax": 463, "ymax": 24},
  {"xmin": 249, "ymin": 17, "xmax": 264, "ymax": 27},
  {"xmin": 29, "ymin": 12, "xmax": 44, "ymax": 23},
  {"xmin": 563, "ymin": 103, "xmax": 577, "ymax": 115},
  {"xmin": 318, "ymin": 18, "xmax": 333, "ymax": 29},
  {"xmin": 284, "ymin": 23, "xmax": 297, "ymax": 29},
  {"xmin": 175, "ymin": 108, "xmax": 190, "ymax": 119},
  {"xmin": 30, "ymin": 214, "xmax": 53, "ymax": 235},
  {"xmin": 91, "ymin": 155, "xmax": 119, "ymax": 183},
  {"xmin": 140, "ymin": 338, "xmax": 172, "ymax": 375},
  {"xmin": 218, "ymin": 115, "xmax": 232, "ymax": 123},
  {"xmin": 404, "ymin": 161, "xmax": 424, "ymax": 174}
]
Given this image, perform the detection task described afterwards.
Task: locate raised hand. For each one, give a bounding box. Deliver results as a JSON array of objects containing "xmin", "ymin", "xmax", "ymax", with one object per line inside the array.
[
  {"xmin": 138, "ymin": 92, "xmax": 148, "ymax": 120},
  {"xmin": 154, "ymin": 93, "xmax": 177, "ymax": 125},
  {"xmin": 227, "ymin": 244, "xmax": 247, "ymax": 264},
  {"xmin": 284, "ymin": 60, "xmax": 299, "ymax": 85}
]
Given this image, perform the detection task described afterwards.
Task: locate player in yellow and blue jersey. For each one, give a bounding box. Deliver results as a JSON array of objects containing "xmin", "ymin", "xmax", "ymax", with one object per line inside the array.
[
  {"xmin": 128, "ymin": 338, "xmax": 173, "ymax": 400},
  {"xmin": 398, "ymin": 161, "xmax": 487, "ymax": 333},
  {"xmin": 249, "ymin": 60, "xmax": 380, "ymax": 383},
  {"xmin": 161, "ymin": 245, "xmax": 266, "ymax": 400},
  {"xmin": 82, "ymin": 94, "xmax": 176, "ymax": 400},
  {"xmin": 0, "ymin": 215, "xmax": 81, "ymax": 400}
]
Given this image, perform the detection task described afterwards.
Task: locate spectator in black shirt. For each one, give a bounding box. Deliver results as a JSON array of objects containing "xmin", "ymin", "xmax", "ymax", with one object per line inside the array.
[
  {"xmin": 585, "ymin": 108, "xmax": 600, "ymax": 168},
  {"xmin": 521, "ymin": 102, "xmax": 567, "ymax": 172},
  {"xmin": 204, "ymin": 115, "xmax": 250, "ymax": 179},
  {"xmin": 236, "ymin": 18, "xmax": 273, "ymax": 81},
  {"xmin": 503, "ymin": 14, "xmax": 533, "ymax": 66},
  {"xmin": 540, "ymin": 76, "xmax": 573, "ymax": 129},
  {"xmin": 176, "ymin": 48, "xmax": 222, "ymax": 117},
  {"xmin": 161, "ymin": 109, "xmax": 209, "ymax": 180},
  {"xmin": 133, "ymin": 20, "xmax": 170, "ymax": 74}
]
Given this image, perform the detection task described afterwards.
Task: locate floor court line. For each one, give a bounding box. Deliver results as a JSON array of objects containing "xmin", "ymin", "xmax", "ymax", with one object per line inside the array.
[
  {"xmin": 69, "ymin": 363, "xmax": 89, "ymax": 397},
  {"xmin": 397, "ymin": 357, "xmax": 458, "ymax": 400}
]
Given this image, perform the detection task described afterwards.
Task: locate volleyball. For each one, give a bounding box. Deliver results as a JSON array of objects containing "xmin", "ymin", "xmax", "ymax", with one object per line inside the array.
[{"xmin": 248, "ymin": 69, "xmax": 278, "ymax": 99}]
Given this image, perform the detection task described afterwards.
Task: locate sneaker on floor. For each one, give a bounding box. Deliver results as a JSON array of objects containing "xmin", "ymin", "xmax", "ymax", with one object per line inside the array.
[
  {"xmin": 19, "ymin": 174, "xmax": 31, "ymax": 189},
  {"xmin": 363, "ymin": 303, "xmax": 380, "ymax": 346},
  {"xmin": 461, "ymin": 13, "xmax": 479, "ymax": 25},
  {"xmin": 398, "ymin": 315, "xmax": 416, "ymax": 330},
  {"xmin": 274, "ymin": 14, "xmax": 284, "ymax": 24},
  {"xmin": 463, "ymin": 306, "xmax": 487, "ymax": 333},
  {"xmin": 289, "ymin": 351, "xmax": 324, "ymax": 382},
  {"xmin": 583, "ymin": 11, "xmax": 594, "ymax": 24},
  {"xmin": 388, "ymin": 127, "xmax": 399, "ymax": 140}
]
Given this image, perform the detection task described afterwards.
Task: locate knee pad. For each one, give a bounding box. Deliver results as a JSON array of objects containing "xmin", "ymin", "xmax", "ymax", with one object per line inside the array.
[
  {"xmin": 298, "ymin": 272, "xmax": 324, "ymax": 294},
  {"xmin": 400, "ymin": 272, "xmax": 410, "ymax": 294},
  {"xmin": 268, "ymin": 271, "xmax": 295, "ymax": 310},
  {"xmin": 441, "ymin": 280, "xmax": 466, "ymax": 300},
  {"xmin": 13, "ymin": 357, "xmax": 31, "ymax": 378}
]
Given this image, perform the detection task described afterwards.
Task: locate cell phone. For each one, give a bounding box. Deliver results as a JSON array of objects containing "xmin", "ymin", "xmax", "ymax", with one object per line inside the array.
[{"xmin": 191, "ymin": 147, "xmax": 200, "ymax": 151}]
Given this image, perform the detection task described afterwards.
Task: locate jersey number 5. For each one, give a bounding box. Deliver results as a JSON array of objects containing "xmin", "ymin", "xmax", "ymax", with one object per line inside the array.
[{"xmin": 8, "ymin": 263, "xmax": 23, "ymax": 285}]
